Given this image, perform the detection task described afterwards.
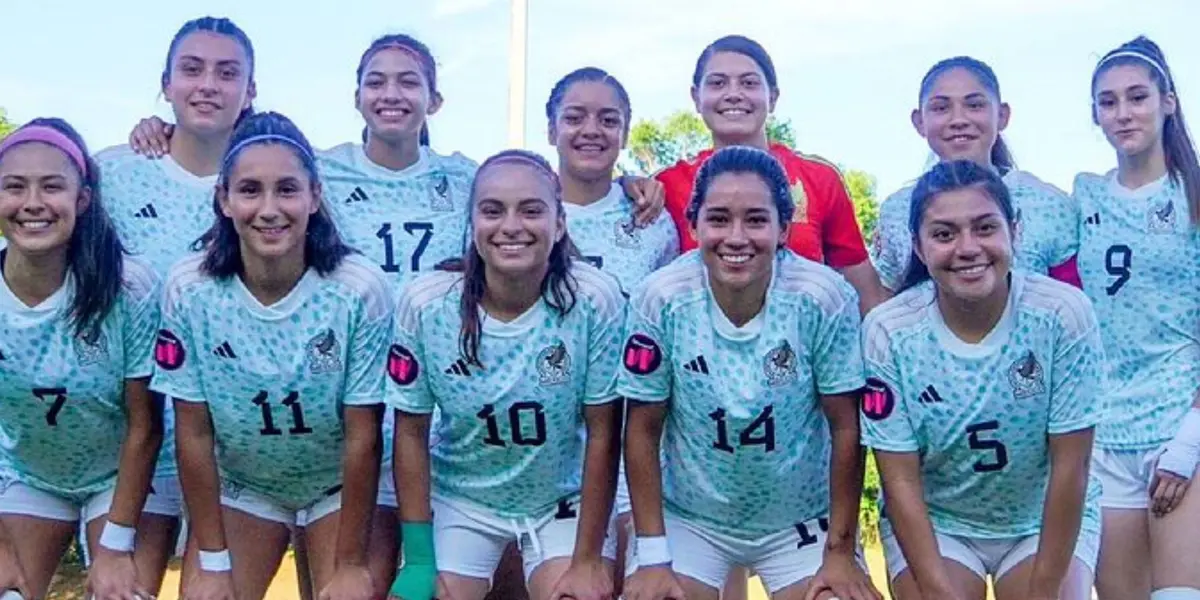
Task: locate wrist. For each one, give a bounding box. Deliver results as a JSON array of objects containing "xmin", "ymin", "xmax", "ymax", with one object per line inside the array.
[
  {"xmin": 98, "ymin": 520, "xmax": 136, "ymax": 553},
  {"xmin": 635, "ymin": 535, "xmax": 672, "ymax": 567},
  {"xmin": 399, "ymin": 521, "xmax": 435, "ymax": 564},
  {"xmin": 198, "ymin": 549, "xmax": 232, "ymax": 572}
]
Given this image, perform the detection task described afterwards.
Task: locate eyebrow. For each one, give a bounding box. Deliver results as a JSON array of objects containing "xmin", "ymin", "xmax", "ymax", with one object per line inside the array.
[
  {"xmin": 177, "ymin": 55, "xmax": 243, "ymax": 68},
  {"xmin": 928, "ymin": 212, "xmax": 1001, "ymax": 226}
]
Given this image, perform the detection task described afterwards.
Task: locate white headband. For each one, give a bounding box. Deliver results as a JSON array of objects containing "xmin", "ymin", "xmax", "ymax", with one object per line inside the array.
[{"xmin": 1097, "ymin": 50, "xmax": 1172, "ymax": 89}]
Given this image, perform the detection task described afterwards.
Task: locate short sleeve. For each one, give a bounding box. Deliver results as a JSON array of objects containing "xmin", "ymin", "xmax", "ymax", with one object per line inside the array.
[
  {"xmin": 582, "ymin": 285, "xmax": 627, "ymax": 406},
  {"xmin": 872, "ymin": 188, "xmax": 913, "ymax": 291},
  {"xmin": 150, "ymin": 281, "xmax": 203, "ymax": 402},
  {"xmin": 384, "ymin": 292, "xmax": 436, "ymax": 415},
  {"xmin": 859, "ymin": 315, "xmax": 919, "ymax": 452},
  {"xmin": 655, "ymin": 214, "xmax": 681, "ymax": 270},
  {"xmin": 818, "ymin": 171, "xmax": 871, "ymax": 269},
  {"xmin": 615, "ymin": 286, "xmax": 672, "ymax": 403},
  {"xmin": 1046, "ymin": 190, "xmax": 1082, "ymax": 267},
  {"xmin": 810, "ymin": 281, "xmax": 866, "ymax": 395},
  {"xmin": 121, "ymin": 263, "xmax": 161, "ymax": 379},
  {"xmin": 1048, "ymin": 290, "xmax": 1105, "ymax": 435},
  {"xmin": 342, "ymin": 283, "xmax": 393, "ymax": 407}
]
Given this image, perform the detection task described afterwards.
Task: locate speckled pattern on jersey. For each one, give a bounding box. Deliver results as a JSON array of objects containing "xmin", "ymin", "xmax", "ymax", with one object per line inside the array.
[
  {"xmin": 387, "ymin": 262, "xmax": 625, "ymax": 519},
  {"xmin": 319, "ymin": 144, "xmax": 476, "ymax": 291},
  {"xmin": 151, "ymin": 254, "xmax": 392, "ymax": 508},
  {"xmin": 1074, "ymin": 172, "xmax": 1200, "ymax": 449},
  {"xmin": 861, "ymin": 271, "xmax": 1104, "ymax": 538},
  {"xmin": 97, "ymin": 145, "xmax": 218, "ymax": 479},
  {"xmin": 0, "ymin": 258, "xmax": 159, "ymax": 500},
  {"xmin": 563, "ymin": 182, "xmax": 679, "ymax": 292},
  {"xmin": 617, "ymin": 250, "xmax": 864, "ymax": 539},
  {"xmin": 872, "ymin": 170, "xmax": 1079, "ymax": 290}
]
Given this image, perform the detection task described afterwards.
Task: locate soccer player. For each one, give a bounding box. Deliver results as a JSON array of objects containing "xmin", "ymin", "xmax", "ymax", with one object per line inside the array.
[
  {"xmin": 861, "ymin": 160, "xmax": 1102, "ymax": 600},
  {"xmin": 654, "ymin": 35, "xmax": 886, "ymax": 315},
  {"xmin": 1075, "ymin": 36, "xmax": 1200, "ymax": 600},
  {"xmin": 386, "ymin": 150, "xmax": 624, "ymax": 600},
  {"xmin": 0, "ymin": 118, "xmax": 163, "ymax": 600},
  {"xmin": 620, "ymin": 145, "xmax": 879, "ymax": 600},
  {"xmin": 871, "ymin": 56, "xmax": 1081, "ymax": 292},
  {"xmin": 545, "ymin": 65, "xmax": 680, "ymax": 592},
  {"xmin": 97, "ymin": 17, "xmax": 257, "ymax": 588},
  {"xmin": 151, "ymin": 112, "xmax": 395, "ymax": 600}
]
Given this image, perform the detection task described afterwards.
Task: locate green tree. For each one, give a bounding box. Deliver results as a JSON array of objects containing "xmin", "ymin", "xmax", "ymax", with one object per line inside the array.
[
  {"xmin": 843, "ymin": 168, "xmax": 880, "ymax": 242},
  {"xmin": 0, "ymin": 108, "xmax": 14, "ymax": 140},
  {"xmin": 624, "ymin": 110, "xmax": 795, "ymax": 175}
]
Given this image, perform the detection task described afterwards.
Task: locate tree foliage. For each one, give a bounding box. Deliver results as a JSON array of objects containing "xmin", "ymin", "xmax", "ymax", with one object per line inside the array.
[{"xmin": 0, "ymin": 108, "xmax": 15, "ymax": 140}]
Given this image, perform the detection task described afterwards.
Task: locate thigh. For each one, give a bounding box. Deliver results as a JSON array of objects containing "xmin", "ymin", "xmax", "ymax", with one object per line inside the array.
[
  {"xmin": 292, "ymin": 528, "xmax": 315, "ymax": 600},
  {"xmin": 753, "ymin": 517, "xmax": 831, "ymax": 594},
  {"xmin": 485, "ymin": 543, "xmax": 529, "ymax": 600},
  {"xmin": 522, "ymin": 501, "xmax": 617, "ymax": 583},
  {"xmin": 889, "ymin": 559, "xmax": 986, "ymax": 600},
  {"xmin": 0, "ymin": 514, "xmax": 77, "ymax": 599},
  {"xmin": 1149, "ymin": 468, "xmax": 1200, "ymax": 590},
  {"xmin": 299, "ymin": 509, "xmax": 341, "ymax": 595},
  {"xmin": 219, "ymin": 505, "xmax": 292, "ymax": 600},
  {"xmin": 131, "ymin": 512, "xmax": 180, "ymax": 596},
  {"xmin": 883, "ymin": 530, "xmax": 986, "ymax": 600},
  {"xmin": 993, "ymin": 533, "xmax": 1096, "ymax": 600},
  {"xmin": 432, "ymin": 498, "xmax": 510, "ymax": 582},
  {"xmin": 657, "ymin": 515, "xmax": 733, "ymax": 593},
  {"xmin": 527, "ymin": 556, "xmax": 572, "ymax": 600},
  {"xmin": 1097, "ymin": 508, "xmax": 1152, "ymax": 600}
]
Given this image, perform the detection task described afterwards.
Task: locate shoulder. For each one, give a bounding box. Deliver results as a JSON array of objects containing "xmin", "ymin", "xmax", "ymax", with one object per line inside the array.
[
  {"xmin": 315, "ymin": 142, "xmax": 359, "ymax": 171},
  {"xmin": 629, "ymin": 251, "xmax": 705, "ymax": 317},
  {"xmin": 322, "ymin": 255, "xmax": 394, "ymax": 320},
  {"xmin": 570, "ymin": 261, "xmax": 625, "ymax": 317},
  {"xmin": 119, "ymin": 256, "xmax": 161, "ymax": 302},
  {"xmin": 779, "ymin": 146, "xmax": 848, "ymax": 187},
  {"xmin": 93, "ymin": 144, "xmax": 148, "ymax": 174},
  {"xmin": 162, "ymin": 254, "xmax": 212, "ymax": 307},
  {"xmin": 861, "ymin": 284, "xmax": 934, "ymax": 356},
  {"xmin": 654, "ymin": 154, "xmax": 703, "ymax": 187},
  {"xmin": 880, "ymin": 184, "xmax": 916, "ymax": 211},
  {"xmin": 1071, "ymin": 170, "xmax": 1111, "ymax": 196},
  {"xmin": 1019, "ymin": 272, "xmax": 1097, "ymax": 336},
  {"xmin": 395, "ymin": 270, "xmax": 462, "ymax": 330},
  {"xmin": 773, "ymin": 251, "xmax": 858, "ymax": 312},
  {"xmin": 1006, "ymin": 170, "xmax": 1070, "ymax": 201},
  {"xmin": 426, "ymin": 149, "xmax": 479, "ymax": 178}
]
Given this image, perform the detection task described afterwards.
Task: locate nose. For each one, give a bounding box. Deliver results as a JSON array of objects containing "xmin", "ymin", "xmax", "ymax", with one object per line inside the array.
[
  {"xmin": 955, "ymin": 230, "xmax": 982, "ymax": 257},
  {"xmin": 1115, "ymin": 98, "xmax": 1134, "ymax": 122},
  {"xmin": 497, "ymin": 209, "xmax": 523, "ymax": 237},
  {"xmin": 579, "ymin": 115, "xmax": 602, "ymax": 138}
]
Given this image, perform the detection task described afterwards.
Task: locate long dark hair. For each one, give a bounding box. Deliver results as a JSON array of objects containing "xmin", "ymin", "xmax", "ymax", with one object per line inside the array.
[
  {"xmin": 195, "ymin": 111, "xmax": 354, "ymax": 278},
  {"xmin": 356, "ymin": 34, "xmax": 438, "ymax": 147},
  {"xmin": 162, "ymin": 16, "xmax": 256, "ymax": 130},
  {"xmin": 918, "ymin": 56, "xmax": 1015, "ymax": 172},
  {"xmin": 1092, "ymin": 36, "xmax": 1200, "ymax": 226},
  {"xmin": 897, "ymin": 160, "xmax": 1015, "ymax": 293},
  {"xmin": 0, "ymin": 118, "xmax": 126, "ymax": 338},
  {"xmin": 439, "ymin": 150, "xmax": 580, "ymax": 367}
]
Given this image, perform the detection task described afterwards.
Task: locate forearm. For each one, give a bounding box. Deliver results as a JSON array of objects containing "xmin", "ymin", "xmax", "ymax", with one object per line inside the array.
[
  {"xmin": 625, "ymin": 401, "xmax": 667, "ymax": 536},
  {"xmin": 574, "ymin": 402, "xmax": 621, "ymax": 562},
  {"xmin": 876, "ymin": 453, "xmax": 954, "ymax": 595},
  {"xmin": 838, "ymin": 261, "xmax": 890, "ymax": 316},
  {"xmin": 1028, "ymin": 448, "xmax": 1089, "ymax": 595},
  {"xmin": 825, "ymin": 429, "xmax": 864, "ymax": 555},
  {"xmin": 394, "ymin": 412, "xmax": 433, "ymax": 522},
  {"xmin": 107, "ymin": 407, "xmax": 163, "ymax": 526},
  {"xmin": 175, "ymin": 404, "xmax": 226, "ymax": 551},
  {"xmin": 335, "ymin": 408, "xmax": 382, "ymax": 567}
]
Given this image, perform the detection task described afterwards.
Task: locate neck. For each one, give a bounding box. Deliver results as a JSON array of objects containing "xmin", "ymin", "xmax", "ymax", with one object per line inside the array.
[
  {"xmin": 170, "ymin": 128, "xmax": 230, "ymax": 177},
  {"xmin": 714, "ymin": 131, "xmax": 770, "ymax": 152},
  {"xmin": 559, "ymin": 168, "xmax": 613, "ymax": 207},
  {"xmin": 936, "ymin": 279, "xmax": 1009, "ymax": 344},
  {"xmin": 365, "ymin": 134, "xmax": 421, "ymax": 172},
  {"xmin": 1116, "ymin": 144, "xmax": 1169, "ymax": 190},
  {"xmin": 239, "ymin": 249, "xmax": 307, "ymax": 306},
  {"xmin": 710, "ymin": 272, "xmax": 771, "ymax": 328},
  {"xmin": 481, "ymin": 266, "xmax": 545, "ymax": 322},
  {"xmin": 2, "ymin": 248, "xmax": 69, "ymax": 307}
]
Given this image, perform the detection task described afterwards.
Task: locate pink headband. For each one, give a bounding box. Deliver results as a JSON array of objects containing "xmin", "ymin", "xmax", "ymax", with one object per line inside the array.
[{"xmin": 0, "ymin": 125, "xmax": 88, "ymax": 176}]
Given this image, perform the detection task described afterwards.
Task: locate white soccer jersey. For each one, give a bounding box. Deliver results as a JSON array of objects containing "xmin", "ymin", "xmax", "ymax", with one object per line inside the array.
[
  {"xmin": 563, "ymin": 182, "xmax": 679, "ymax": 291},
  {"xmin": 617, "ymin": 250, "xmax": 865, "ymax": 539},
  {"xmin": 386, "ymin": 262, "xmax": 625, "ymax": 519},
  {"xmin": 151, "ymin": 254, "xmax": 392, "ymax": 508}
]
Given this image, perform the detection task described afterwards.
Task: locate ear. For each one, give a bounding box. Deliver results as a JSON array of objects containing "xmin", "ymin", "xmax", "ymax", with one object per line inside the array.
[
  {"xmin": 354, "ymin": 88, "xmax": 362, "ymax": 111},
  {"xmin": 911, "ymin": 108, "xmax": 926, "ymax": 139},
  {"xmin": 768, "ymin": 86, "xmax": 780, "ymax": 113},
  {"xmin": 244, "ymin": 80, "xmax": 258, "ymax": 109},
  {"xmin": 997, "ymin": 101, "xmax": 1012, "ymax": 133},
  {"xmin": 1164, "ymin": 90, "xmax": 1179, "ymax": 118},
  {"xmin": 777, "ymin": 220, "xmax": 790, "ymax": 248},
  {"xmin": 310, "ymin": 180, "xmax": 323, "ymax": 215},
  {"xmin": 555, "ymin": 209, "xmax": 567, "ymax": 243},
  {"xmin": 217, "ymin": 185, "xmax": 234, "ymax": 219},
  {"xmin": 427, "ymin": 91, "xmax": 444, "ymax": 117},
  {"xmin": 690, "ymin": 86, "xmax": 702, "ymax": 114},
  {"xmin": 547, "ymin": 121, "xmax": 558, "ymax": 147},
  {"xmin": 77, "ymin": 186, "xmax": 93, "ymax": 215}
]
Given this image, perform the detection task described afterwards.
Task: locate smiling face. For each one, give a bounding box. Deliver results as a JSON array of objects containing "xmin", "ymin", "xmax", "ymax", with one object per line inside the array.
[
  {"xmin": 914, "ymin": 185, "xmax": 1013, "ymax": 304},
  {"xmin": 692, "ymin": 51, "xmax": 777, "ymax": 145},
  {"xmin": 0, "ymin": 142, "xmax": 90, "ymax": 259},
  {"xmin": 1093, "ymin": 63, "xmax": 1176, "ymax": 160},
  {"xmin": 694, "ymin": 171, "xmax": 788, "ymax": 294},
  {"xmin": 471, "ymin": 161, "xmax": 566, "ymax": 281},
  {"xmin": 550, "ymin": 80, "xmax": 626, "ymax": 182},
  {"xmin": 357, "ymin": 47, "xmax": 442, "ymax": 145},
  {"xmin": 912, "ymin": 67, "xmax": 1010, "ymax": 167},
  {"xmin": 163, "ymin": 31, "xmax": 255, "ymax": 138},
  {"xmin": 219, "ymin": 144, "xmax": 320, "ymax": 266}
]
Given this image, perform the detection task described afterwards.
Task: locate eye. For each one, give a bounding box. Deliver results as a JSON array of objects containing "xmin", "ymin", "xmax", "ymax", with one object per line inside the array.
[
  {"xmin": 704, "ymin": 212, "xmax": 728, "ymax": 225},
  {"xmin": 2, "ymin": 181, "xmax": 24, "ymax": 193},
  {"xmin": 976, "ymin": 221, "xmax": 1000, "ymax": 235},
  {"xmin": 43, "ymin": 182, "xmax": 65, "ymax": 193},
  {"xmin": 742, "ymin": 78, "xmax": 760, "ymax": 88},
  {"xmin": 1097, "ymin": 98, "xmax": 1116, "ymax": 109},
  {"xmin": 364, "ymin": 78, "xmax": 384, "ymax": 89},
  {"xmin": 966, "ymin": 99, "xmax": 987, "ymax": 110},
  {"xmin": 179, "ymin": 63, "xmax": 202, "ymax": 76},
  {"xmin": 706, "ymin": 78, "xmax": 726, "ymax": 89},
  {"xmin": 220, "ymin": 66, "xmax": 240, "ymax": 80},
  {"xmin": 602, "ymin": 116, "xmax": 622, "ymax": 128},
  {"xmin": 1131, "ymin": 92, "xmax": 1149, "ymax": 103},
  {"xmin": 400, "ymin": 77, "xmax": 423, "ymax": 90},
  {"xmin": 278, "ymin": 182, "xmax": 301, "ymax": 196},
  {"xmin": 929, "ymin": 102, "xmax": 948, "ymax": 114},
  {"xmin": 563, "ymin": 114, "xmax": 583, "ymax": 125},
  {"xmin": 930, "ymin": 229, "xmax": 953, "ymax": 242},
  {"xmin": 236, "ymin": 181, "xmax": 261, "ymax": 195},
  {"xmin": 522, "ymin": 204, "xmax": 546, "ymax": 217}
]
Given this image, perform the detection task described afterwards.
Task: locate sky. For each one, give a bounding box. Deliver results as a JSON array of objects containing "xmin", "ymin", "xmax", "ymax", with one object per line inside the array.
[{"xmin": 1, "ymin": 0, "xmax": 1195, "ymax": 197}]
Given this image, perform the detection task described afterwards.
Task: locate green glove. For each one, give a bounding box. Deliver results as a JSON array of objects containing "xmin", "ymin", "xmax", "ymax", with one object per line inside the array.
[{"xmin": 388, "ymin": 521, "xmax": 437, "ymax": 600}]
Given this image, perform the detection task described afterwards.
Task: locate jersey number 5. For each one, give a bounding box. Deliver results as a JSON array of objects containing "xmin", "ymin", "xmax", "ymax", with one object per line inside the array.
[
  {"xmin": 377, "ymin": 221, "xmax": 434, "ymax": 273},
  {"xmin": 253, "ymin": 391, "xmax": 313, "ymax": 436},
  {"xmin": 966, "ymin": 420, "xmax": 1008, "ymax": 473}
]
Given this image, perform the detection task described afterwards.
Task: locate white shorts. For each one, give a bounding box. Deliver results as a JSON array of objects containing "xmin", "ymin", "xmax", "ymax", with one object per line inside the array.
[
  {"xmin": 614, "ymin": 466, "xmax": 632, "ymax": 516},
  {"xmin": 431, "ymin": 495, "xmax": 618, "ymax": 583},
  {"xmin": 881, "ymin": 527, "xmax": 1101, "ymax": 582},
  {"xmin": 637, "ymin": 513, "xmax": 860, "ymax": 594},
  {"xmin": 218, "ymin": 465, "xmax": 397, "ymax": 528},
  {"xmin": 0, "ymin": 474, "xmax": 181, "ymax": 524},
  {"xmin": 1092, "ymin": 445, "xmax": 1163, "ymax": 509}
]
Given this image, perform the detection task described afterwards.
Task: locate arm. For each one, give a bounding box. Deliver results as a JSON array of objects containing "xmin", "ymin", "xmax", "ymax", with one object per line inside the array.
[
  {"xmin": 624, "ymin": 400, "xmax": 667, "ymax": 539},
  {"xmin": 1026, "ymin": 428, "xmax": 1093, "ymax": 598},
  {"xmin": 107, "ymin": 380, "xmax": 164, "ymax": 529},
  {"xmin": 837, "ymin": 260, "xmax": 891, "ymax": 316},
  {"xmin": 574, "ymin": 400, "xmax": 622, "ymax": 562},
  {"xmin": 874, "ymin": 451, "xmax": 959, "ymax": 598},
  {"xmin": 334, "ymin": 405, "xmax": 383, "ymax": 568},
  {"xmin": 393, "ymin": 410, "xmax": 433, "ymax": 523},
  {"xmin": 819, "ymin": 392, "xmax": 865, "ymax": 558},
  {"xmin": 175, "ymin": 399, "xmax": 227, "ymax": 553}
]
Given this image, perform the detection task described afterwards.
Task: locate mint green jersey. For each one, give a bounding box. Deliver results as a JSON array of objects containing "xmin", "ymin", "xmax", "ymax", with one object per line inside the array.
[{"xmin": 563, "ymin": 182, "xmax": 678, "ymax": 291}]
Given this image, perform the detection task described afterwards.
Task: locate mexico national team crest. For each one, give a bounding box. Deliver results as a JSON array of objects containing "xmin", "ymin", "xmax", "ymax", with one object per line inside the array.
[
  {"xmin": 1147, "ymin": 198, "xmax": 1177, "ymax": 234},
  {"xmin": 429, "ymin": 174, "xmax": 454, "ymax": 212},
  {"xmin": 612, "ymin": 217, "xmax": 642, "ymax": 249},
  {"xmin": 790, "ymin": 183, "xmax": 808, "ymax": 224},
  {"xmin": 154, "ymin": 329, "xmax": 186, "ymax": 371},
  {"xmin": 1007, "ymin": 350, "xmax": 1045, "ymax": 399},
  {"xmin": 536, "ymin": 340, "xmax": 572, "ymax": 386},
  {"xmin": 763, "ymin": 340, "xmax": 798, "ymax": 387},
  {"xmin": 74, "ymin": 328, "xmax": 109, "ymax": 365},
  {"xmin": 306, "ymin": 329, "xmax": 343, "ymax": 375}
]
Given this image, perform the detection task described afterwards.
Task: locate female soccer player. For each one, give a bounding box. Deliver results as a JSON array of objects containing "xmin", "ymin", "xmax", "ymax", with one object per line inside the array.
[
  {"xmin": 654, "ymin": 35, "xmax": 886, "ymax": 315},
  {"xmin": 151, "ymin": 112, "xmax": 394, "ymax": 600},
  {"xmin": 96, "ymin": 16, "xmax": 258, "ymax": 590},
  {"xmin": 0, "ymin": 118, "xmax": 162, "ymax": 600},
  {"xmin": 620, "ymin": 145, "xmax": 879, "ymax": 600},
  {"xmin": 862, "ymin": 160, "xmax": 1102, "ymax": 600},
  {"xmin": 386, "ymin": 150, "xmax": 624, "ymax": 600},
  {"xmin": 545, "ymin": 65, "xmax": 680, "ymax": 591},
  {"xmin": 871, "ymin": 56, "xmax": 1081, "ymax": 292},
  {"xmin": 1075, "ymin": 36, "xmax": 1200, "ymax": 600}
]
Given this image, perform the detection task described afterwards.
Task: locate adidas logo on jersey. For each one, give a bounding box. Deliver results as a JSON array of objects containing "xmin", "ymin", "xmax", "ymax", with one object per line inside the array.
[
  {"xmin": 918, "ymin": 385, "xmax": 944, "ymax": 404},
  {"xmin": 1084, "ymin": 212, "xmax": 1101, "ymax": 226},
  {"xmin": 213, "ymin": 341, "xmax": 237, "ymax": 359},
  {"xmin": 345, "ymin": 187, "xmax": 369, "ymax": 204},
  {"xmin": 683, "ymin": 355, "xmax": 709, "ymax": 375},
  {"xmin": 134, "ymin": 204, "xmax": 158, "ymax": 218},
  {"xmin": 445, "ymin": 359, "xmax": 472, "ymax": 376}
]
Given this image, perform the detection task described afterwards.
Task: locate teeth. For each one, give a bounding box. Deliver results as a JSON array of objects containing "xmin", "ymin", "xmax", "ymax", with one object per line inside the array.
[
  {"xmin": 18, "ymin": 221, "xmax": 51, "ymax": 230},
  {"xmin": 256, "ymin": 226, "xmax": 287, "ymax": 235},
  {"xmin": 498, "ymin": 244, "xmax": 528, "ymax": 251},
  {"xmin": 956, "ymin": 265, "xmax": 987, "ymax": 274},
  {"xmin": 378, "ymin": 109, "xmax": 406, "ymax": 117},
  {"xmin": 722, "ymin": 109, "xmax": 748, "ymax": 116},
  {"xmin": 720, "ymin": 254, "xmax": 750, "ymax": 264}
]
